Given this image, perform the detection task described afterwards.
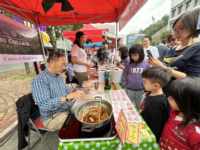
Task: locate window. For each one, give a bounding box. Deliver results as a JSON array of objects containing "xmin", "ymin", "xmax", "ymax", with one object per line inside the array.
[
  {"xmin": 170, "ymin": 23, "xmax": 173, "ymax": 29},
  {"xmin": 178, "ymin": 5, "xmax": 183, "ymax": 14},
  {"xmin": 186, "ymin": 1, "xmax": 191, "ymax": 11},
  {"xmin": 127, "ymin": 35, "xmax": 137, "ymax": 43},
  {"xmin": 195, "ymin": 0, "xmax": 200, "ymax": 6},
  {"xmin": 172, "ymin": 9, "xmax": 176, "ymax": 18}
]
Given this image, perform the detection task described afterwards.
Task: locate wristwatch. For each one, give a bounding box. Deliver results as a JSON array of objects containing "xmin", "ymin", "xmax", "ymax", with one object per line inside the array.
[{"xmin": 65, "ymin": 96, "xmax": 69, "ymax": 102}]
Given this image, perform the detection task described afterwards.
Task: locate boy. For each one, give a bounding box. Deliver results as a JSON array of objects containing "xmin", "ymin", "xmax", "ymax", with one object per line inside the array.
[{"xmin": 140, "ymin": 66, "xmax": 171, "ymax": 142}]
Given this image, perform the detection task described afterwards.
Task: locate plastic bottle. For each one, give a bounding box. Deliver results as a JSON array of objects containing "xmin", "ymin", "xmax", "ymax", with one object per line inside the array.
[{"xmin": 108, "ymin": 73, "xmax": 112, "ymax": 85}]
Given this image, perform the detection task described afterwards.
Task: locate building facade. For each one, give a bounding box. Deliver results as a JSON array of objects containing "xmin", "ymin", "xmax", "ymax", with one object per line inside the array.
[
  {"xmin": 126, "ymin": 34, "xmax": 145, "ymax": 49},
  {"xmin": 168, "ymin": 0, "xmax": 200, "ymax": 30}
]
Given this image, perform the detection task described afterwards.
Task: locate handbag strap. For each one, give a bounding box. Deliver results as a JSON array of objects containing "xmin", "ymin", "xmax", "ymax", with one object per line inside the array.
[{"xmin": 167, "ymin": 42, "xmax": 200, "ymax": 67}]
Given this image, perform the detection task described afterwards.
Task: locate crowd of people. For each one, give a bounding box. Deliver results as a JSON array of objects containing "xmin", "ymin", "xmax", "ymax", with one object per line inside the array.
[
  {"xmin": 116, "ymin": 7, "xmax": 200, "ymax": 149},
  {"xmin": 30, "ymin": 7, "xmax": 200, "ymax": 150}
]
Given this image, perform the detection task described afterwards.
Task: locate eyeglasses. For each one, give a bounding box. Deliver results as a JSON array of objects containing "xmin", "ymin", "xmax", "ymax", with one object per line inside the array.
[
  {"xmin": 171, "ymin": 27, "xmax": 184, "ymax": 35},
  {"xmin": 169, "ymin": 38, "xmax": 175, "ymax": 43}
]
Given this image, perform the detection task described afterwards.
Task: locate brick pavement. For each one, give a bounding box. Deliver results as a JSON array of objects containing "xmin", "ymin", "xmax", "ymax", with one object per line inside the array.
[
  {"xmin": 0, "ymin": 78, "xmax": 33, "ymax": 133},
  {"xmin": 0, "ymin": 71, "xmax": 67, "ymax": 133}
]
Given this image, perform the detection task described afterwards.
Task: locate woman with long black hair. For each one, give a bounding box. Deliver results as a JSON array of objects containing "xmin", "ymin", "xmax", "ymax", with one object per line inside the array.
[{"xmin": 71, "ymin": 31, "xmax": 91, "ymax": 86}]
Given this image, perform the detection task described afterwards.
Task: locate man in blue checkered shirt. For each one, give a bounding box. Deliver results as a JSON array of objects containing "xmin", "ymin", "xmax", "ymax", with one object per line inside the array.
[{"xmin": 31, "ymin": 52, "xmax": 84, "ymax": 130}]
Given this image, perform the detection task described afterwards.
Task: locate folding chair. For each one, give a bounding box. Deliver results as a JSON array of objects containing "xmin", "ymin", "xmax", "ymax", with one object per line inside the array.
[{"xmin": 27, "ymin": 103, "xmax": 55, "ymax": 150}]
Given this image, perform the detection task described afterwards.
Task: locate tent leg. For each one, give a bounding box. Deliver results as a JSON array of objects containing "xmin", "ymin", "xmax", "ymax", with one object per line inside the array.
[
  {"xmin": 34, "ymin": 13, "xmax": 47, "ymax": 67},
  {"xmin": 63, "ymin": 38, "xmax": 68, "ymax": 61},
  {"xmin": 115, "ymin": 22, "xmax": 118, "ymax": 61}
]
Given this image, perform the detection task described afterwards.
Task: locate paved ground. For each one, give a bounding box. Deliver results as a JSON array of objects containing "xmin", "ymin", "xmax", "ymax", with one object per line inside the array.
[
  {"xmin": 0, "ymin": 78, "xmax": 33, "ymax": 133},
  {"xmin": 0, "ymin": 69, "xmax": 69, "ymax": 148},
  {"xmin": 1, "ymin": 129, "xmax": 60, "ymax": 150}
]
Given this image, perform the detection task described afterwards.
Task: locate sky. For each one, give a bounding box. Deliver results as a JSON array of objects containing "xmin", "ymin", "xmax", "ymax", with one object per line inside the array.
[{"xmin": 119, "ymin": 0, "xmax": 172, "ymax": 35}]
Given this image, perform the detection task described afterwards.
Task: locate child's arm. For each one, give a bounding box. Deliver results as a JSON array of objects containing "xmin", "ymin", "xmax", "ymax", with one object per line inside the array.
[{"xmin": 121, "ymin": 65, "xmax": 128, "ymax": 89}]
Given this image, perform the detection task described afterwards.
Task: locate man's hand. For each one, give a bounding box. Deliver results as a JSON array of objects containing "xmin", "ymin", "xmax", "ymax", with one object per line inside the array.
[
  {"xmin": 67, "ymin": 90, "xmax": 85, "ymax": 100},
  {"xmin": 60, "ymin": 90, "xmax": 85, "ymax": 105}
]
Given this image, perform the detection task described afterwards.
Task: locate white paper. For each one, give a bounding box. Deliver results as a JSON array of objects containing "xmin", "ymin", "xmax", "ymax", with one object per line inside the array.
[{"xmin": 110, "ymin": 90, "xmax": 142, "ymax": 123}]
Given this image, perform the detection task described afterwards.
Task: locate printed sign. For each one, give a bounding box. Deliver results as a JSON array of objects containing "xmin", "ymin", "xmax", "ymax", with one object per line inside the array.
[
  {"xmin": 126, "ymin": 122, "xmax": 139, "ymax": 146},
  {"xmin": 139, "ymin": 129, "xmax": 151, "ymax": 139},
  {"xmin": 0, "ymin": 13, "xmax": 43, "ymax": 64},
  {"xmin": 139, "ymin": 123, "xmax": 145, "ymax": 128},
  {"xmin": 115, "ymin": 109, "xmax": 128, "ymax": 146}
]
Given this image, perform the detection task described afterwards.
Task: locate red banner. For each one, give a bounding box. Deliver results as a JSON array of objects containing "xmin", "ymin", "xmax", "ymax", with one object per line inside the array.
[{"xmin": 119, "ymin": 0, "xmax": 147, "ymax": 31}]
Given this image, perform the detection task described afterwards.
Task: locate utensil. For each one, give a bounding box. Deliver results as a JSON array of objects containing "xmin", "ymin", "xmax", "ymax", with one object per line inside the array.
[
  {"xmin": 94, "ymin": 82, "xmax": 99, "ymax": 94},
  {"xmin": 99, "ymin": 98, "xmax": 101, "ymax": 122},
  {"xmin": 75, "ymin": 97, "xmax": 112, "ymax": 132}
]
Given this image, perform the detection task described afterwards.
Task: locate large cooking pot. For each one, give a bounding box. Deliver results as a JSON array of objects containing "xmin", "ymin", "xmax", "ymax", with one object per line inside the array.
[{"xmin": 75, "ymin": 96, "xmax": 113, "ymax": 132}]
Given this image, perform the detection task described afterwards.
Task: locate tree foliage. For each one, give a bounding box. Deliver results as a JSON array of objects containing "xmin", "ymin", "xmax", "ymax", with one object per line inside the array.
[
  {"xmin": 0, "ymin": 10, "xmax": 13, "ymax": 19},
  {"xmin": 45, "ymin": 25, "xmax": 84, "ymax": 52},
  {"xmin": 159, "ymin": 30, "xmax": 171, "ymax": 41},
  {"xmin": 137, "ymin": 39, "xmax": 143, "ymax": 46},
  {"xmin": 139, "ymin": 15, "xmax": 169, "ymax": 36},
  {"xmin": 150, "ymin": 41, "xmax": 159, "ymax": 46}
]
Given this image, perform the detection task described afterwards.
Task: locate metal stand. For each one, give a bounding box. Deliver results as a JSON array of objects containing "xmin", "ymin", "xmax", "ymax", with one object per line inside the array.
[
  {"xmin": 27, "ymin": 119, "xmax": 52, "ymax": 150},
  {"xmin": 34, "ymin": 13, "xmax": 47, "ymax": 67}
]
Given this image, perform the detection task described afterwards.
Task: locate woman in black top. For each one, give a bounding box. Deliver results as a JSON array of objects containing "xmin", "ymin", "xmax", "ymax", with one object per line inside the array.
[
  {"xmin": 147, "ymin": 8, "xmax": 200, "ymax": 119},
  {"xmin": 147, "ymin": 8, "xmax": 200, "ymax": 80}
]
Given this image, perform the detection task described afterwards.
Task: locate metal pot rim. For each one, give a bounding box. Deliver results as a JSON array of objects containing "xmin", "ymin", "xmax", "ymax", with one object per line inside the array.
[{"xmin": 75, "ymin": 99, "xmax": 112, "ymax": 125}]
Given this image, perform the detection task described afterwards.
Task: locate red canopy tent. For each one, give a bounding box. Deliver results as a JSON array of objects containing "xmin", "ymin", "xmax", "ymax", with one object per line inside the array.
[
  {"xmin": 63, "ymin": 24, "xmax": 109, "ymax": 43},
  {"xmin": 0, "ymin": 0, "xmax": 147, "ymax": 63},
  {"xmin": 0, "ymin": 0, "xmax": 147, "ymax": 29}
]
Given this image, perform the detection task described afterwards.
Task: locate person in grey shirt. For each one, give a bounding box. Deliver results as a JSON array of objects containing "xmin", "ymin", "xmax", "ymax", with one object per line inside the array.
[{"xmin": 157, "ymin": 40, "xmax": 169, "ymax": 61}]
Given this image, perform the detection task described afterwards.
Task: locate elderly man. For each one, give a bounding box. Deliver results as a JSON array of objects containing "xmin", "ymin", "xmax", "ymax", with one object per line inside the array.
[{"xmin": 31, "ymin": 52, "xmax": 84, "ymax": 130}]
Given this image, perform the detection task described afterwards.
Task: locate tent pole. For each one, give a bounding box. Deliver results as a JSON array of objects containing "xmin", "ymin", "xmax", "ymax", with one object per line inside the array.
[
  {"xmin": 34, "ymin": 13, "xmax": 47, "ymax": 68},
  {"xmin": 115, "ymin": 22, "xmax": 118, "ymax": 58},
  {"xmin": 64, "ymin": 37, "xmax": 68, "ymax": 61}
]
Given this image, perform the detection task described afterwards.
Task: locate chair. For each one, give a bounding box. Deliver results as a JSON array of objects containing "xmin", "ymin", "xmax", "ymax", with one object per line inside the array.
[{"xmin": 27, "ymin": 103, "xmax": 55, "ymax": 150}]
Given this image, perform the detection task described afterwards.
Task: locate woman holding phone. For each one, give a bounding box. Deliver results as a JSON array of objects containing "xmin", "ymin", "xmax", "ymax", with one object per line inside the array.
[
  {"xmin": 147, "ymin": 8, "xmax": 200, "ymax": 119},
  {"xmin": 143, "ymin": 35, "xmax": 159, "ymax": 60}
]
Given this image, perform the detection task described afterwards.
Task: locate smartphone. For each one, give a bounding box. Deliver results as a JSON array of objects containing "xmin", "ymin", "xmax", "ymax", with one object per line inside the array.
[{"xmin": 146, "ymin": 50, "xmax": 153, "ymax": 60}]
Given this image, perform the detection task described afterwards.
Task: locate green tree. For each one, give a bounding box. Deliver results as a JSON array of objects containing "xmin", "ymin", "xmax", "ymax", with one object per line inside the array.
[
  {"xmin": 0, "ymin": 10, "xmax": 13, "ymax": 19},
  {"xmin": 45, "ymin": 25, "xmax": 84, "ymax": 52},
  {"xmin": 139, "ymin": 15, "xmax": 169, "ymax": 36},
  {"xmin": 137, "ymin": 39, "xmax": 143, "ymax": 46},
  {"xmin": 159, "ymin": 30, "xmax": 171, "ymax": 41},
  {"xmin": 151, "ymin": 41, "xmax": 157, "ymax": 46}
]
